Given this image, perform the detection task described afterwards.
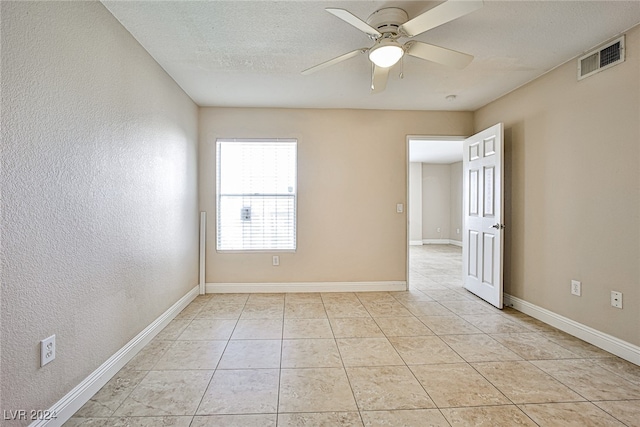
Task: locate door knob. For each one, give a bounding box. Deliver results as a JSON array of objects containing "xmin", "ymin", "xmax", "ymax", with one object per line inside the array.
[{"xmin": 491, "ymin": 223, "xmax": 505, "ymax": 229}]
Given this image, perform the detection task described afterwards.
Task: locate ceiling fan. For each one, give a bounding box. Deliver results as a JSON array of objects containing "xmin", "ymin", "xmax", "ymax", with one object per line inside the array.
[{"xmin": 302, "ymin": 0, "xmax": 483, "ymax": 93}]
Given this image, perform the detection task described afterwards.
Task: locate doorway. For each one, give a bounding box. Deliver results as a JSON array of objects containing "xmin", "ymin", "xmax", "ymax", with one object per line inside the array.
[{"xmin": 407, "ymin": 136, "xmax": 464, "ymax": 290}]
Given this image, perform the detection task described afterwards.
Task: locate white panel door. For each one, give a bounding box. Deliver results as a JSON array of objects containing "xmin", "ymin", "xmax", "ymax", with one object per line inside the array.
[{"xmin": 463, "ymin": 123, "xmax": 504, "ymax": 308}]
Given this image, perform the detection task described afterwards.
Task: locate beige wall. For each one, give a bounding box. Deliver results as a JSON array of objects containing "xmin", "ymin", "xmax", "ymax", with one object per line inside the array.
[
  {"xmin": 449, "ymin": 161, "xmax": 463, "ymax": 241},
  {"xmin": 409, "ymin": 162, "xmax": 423, "ymax": 244},
  {"xmin": 199, "ymin": 108, "xmax": 473, "ymax": 284},
  {"xmin": 475, "ymin": 25, "xmax": 640, "ymax": 346},
  {"xmin": 419, "ymin": 162, "xmax": 463, "ymax": 243},
  {"xmin": 422, "ymin": 164, "xmax": 452, "ymax": 240},
  {"xmin": 1, "ymin": 2, "xmax": 199, "ymax": 419}
]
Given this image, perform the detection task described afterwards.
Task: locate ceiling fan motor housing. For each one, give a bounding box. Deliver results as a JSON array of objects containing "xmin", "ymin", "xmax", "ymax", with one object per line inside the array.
[{"xmin": 366, "ymin": 8, "xmax": 408, "ymax": 36}]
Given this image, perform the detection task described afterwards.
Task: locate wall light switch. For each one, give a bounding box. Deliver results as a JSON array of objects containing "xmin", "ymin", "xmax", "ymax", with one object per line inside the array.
[
  {"xmin": 272, "ymin": 255, "xmax": 280, "ymax": 266},
  {"xmin": 396, "ymin": 204, "xmax": 404, "ymax": 213}
]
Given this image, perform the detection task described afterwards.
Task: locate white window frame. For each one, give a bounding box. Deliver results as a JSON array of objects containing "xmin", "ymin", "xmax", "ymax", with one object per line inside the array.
[{"xmin": 215, "ymin": 138, "xmax": 297, "ymax": 252}]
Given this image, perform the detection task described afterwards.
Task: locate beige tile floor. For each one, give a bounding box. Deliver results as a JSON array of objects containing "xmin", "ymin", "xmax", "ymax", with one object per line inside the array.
[{"xmin": 66, "ymin": 245, "xmax": 640, "ymax": 426}]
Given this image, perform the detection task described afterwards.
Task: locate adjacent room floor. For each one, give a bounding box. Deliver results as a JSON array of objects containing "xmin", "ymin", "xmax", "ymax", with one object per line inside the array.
[{"xmin": 66, "ymin": 245, "xmax": 640, "ymax": 426}]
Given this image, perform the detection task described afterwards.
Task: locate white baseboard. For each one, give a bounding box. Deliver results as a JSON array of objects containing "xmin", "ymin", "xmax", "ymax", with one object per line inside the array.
[
  {"xmin": 31, "ymin": 286, "xmax": 200, "ymax": 427},
  {"xmin": 505, "ymin": 293, "xmax": 640, "ymax": 365},
  {"xmin": 421, "ymin": 239, "xmax": 462, "ymax": 247},
  {"xmin": 409, "ymin": 240, "xmax": 423, "ymax": 246},
  {"xmin": 207, "ymin": 281, "xmax": 407, "ymax": 293},
  {"xmin": 422, "ymin": 239, "xmax": 449, "ymax": 245}
]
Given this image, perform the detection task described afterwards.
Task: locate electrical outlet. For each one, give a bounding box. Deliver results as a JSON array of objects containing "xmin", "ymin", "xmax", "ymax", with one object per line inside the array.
[
  {"xmin": 611, "ymin": 291, "xmax": 623, "ymax": 309},
  {"xmin": 456, "ymin": 228, "xmax": 460, "ymax": 234},
  {"xmin": 41, "ymin": 335, "xmax": 56, "ymax": 367},
  {"xmin": 571, "ymin": 280, "xmax": 581, "ymax": 296},
  {"xmin": 437, "ymin": 227, "xmax": 441, "ymax": 233},
  {"xmin": 272, "ymin": 255, "xmax": 280, "ymax": 266}
]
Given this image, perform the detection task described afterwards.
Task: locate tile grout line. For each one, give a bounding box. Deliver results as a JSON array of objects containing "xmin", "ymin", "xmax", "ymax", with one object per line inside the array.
[{"xmin": 191, "ymin": 294, "xmax": 247, "ymax": 419}]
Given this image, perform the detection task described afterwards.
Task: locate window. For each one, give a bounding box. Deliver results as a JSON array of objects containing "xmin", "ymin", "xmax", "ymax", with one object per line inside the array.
[{"xmin": 216, "ymin": 139, "xmax": 297, "ymax": 251}]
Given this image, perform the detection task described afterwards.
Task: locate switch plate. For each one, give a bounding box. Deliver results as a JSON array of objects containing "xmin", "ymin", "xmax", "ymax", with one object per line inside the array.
[
  {"xmin": 396, "ymin": 204, "xmax": 404, "ymax": 213},
  {"xmin": 611, "ymin": 291, "xmax": 623, "ymax": 309},
  {"xmin": 41, "ymin": 335, "xmax": 56, "ymax": 367},
  {"xmin": 272, "ymin": 255, "xmax": 280, "ymax": 266},
  {"xmin": 571, "ymin": 280, "xmax": 581, "ymax": 296}
]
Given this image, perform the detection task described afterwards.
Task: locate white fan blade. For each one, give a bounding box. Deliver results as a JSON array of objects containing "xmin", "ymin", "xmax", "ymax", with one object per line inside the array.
[
  {"xmin": 371, "ymin": 65, "xmax": 390, "ymax": 94},
  {"xmin": 400, "ymin": 0, "xmax": 483, "ymax": 37},
  {"xmin": 326, "ymin": 8, "xmax": 381, "ymax": 39},
  {"xmin": 406, "ymin": 41, "xmax": 473, "ymax": 69},
  {"xmin": 302, "ymin": 49, "xmax": 367, "ymax": 75}
]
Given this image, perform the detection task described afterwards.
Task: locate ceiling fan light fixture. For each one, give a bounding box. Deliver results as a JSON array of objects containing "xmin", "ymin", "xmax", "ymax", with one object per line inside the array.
[{"xmin": 369, "ymin": 39, "xmax": 404, "ymax": 68}]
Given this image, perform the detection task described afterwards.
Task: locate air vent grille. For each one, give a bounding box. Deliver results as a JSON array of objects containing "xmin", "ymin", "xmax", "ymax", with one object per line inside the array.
[
  {"xmin": 581, "ymin": 53, "xmax": 599, "ymax": 76},
  {"xmin": 600, "ymin": 41, "xmax": 621, "ymax": 67},
  {"xmin": 578, "ymin": 36, "xmax": 625, "ymax": 80}
]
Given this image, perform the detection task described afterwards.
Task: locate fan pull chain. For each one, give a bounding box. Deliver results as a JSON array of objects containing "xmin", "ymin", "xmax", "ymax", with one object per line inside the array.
[{"xmin": 399, "ymin": 55, "xmax": 404, "ymax": 79}]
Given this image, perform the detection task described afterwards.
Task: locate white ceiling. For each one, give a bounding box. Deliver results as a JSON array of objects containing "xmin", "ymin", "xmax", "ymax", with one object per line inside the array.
[{"xmin": 102, "ymin": 1, "xmax": 640, "ymax": 111}]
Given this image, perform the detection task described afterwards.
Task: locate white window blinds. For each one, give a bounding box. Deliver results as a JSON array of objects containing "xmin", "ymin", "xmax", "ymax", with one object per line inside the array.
[{"xmin": 216, "ymin": 139, "xmax": 297, "ymax": 251}]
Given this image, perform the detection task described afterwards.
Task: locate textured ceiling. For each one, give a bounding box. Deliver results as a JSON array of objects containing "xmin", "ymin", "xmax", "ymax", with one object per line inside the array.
[{"xmin": 102, "ymin": 1, "xmax": 640, "ymax": 111}]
